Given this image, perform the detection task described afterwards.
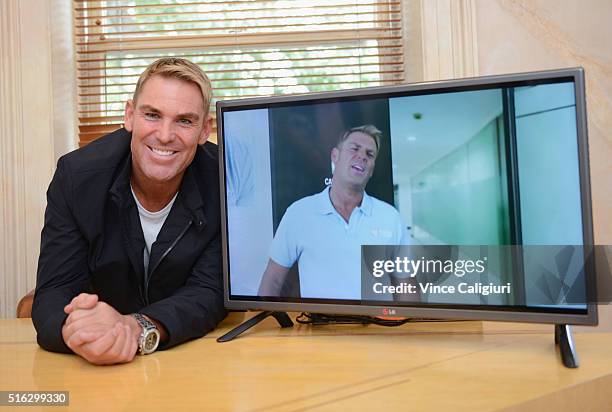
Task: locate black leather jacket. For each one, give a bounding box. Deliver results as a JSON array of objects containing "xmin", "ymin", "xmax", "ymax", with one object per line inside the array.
[{"xmin": 32, "ymin": 128, "xmax": 226, "ymax": 353}]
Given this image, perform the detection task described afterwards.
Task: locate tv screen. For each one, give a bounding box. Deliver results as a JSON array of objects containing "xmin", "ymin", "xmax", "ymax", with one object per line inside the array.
[{"xmin": 217, "ymin": 68, "xmax": 597, "ymax": 326}]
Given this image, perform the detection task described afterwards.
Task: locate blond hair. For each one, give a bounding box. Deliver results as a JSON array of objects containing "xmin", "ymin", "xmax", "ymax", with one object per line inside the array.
[
  {"xmin": 133, "ymin": 57, "xmax": 212, "ymax": 115},
  {"xmin": 337, "ymin": 124, "xmax": 382, "ymax": 152}
]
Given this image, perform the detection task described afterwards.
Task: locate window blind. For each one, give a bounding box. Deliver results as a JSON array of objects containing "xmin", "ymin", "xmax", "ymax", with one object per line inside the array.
[{"xmin": 74, "ymin": 0, "xmax": 404, "ymax": 145}]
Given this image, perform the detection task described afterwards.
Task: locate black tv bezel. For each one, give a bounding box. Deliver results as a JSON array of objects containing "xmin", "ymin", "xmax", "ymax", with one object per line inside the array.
[{"xmin": 216, "ymin": 67, "xmax": 597, "ymax": 326}]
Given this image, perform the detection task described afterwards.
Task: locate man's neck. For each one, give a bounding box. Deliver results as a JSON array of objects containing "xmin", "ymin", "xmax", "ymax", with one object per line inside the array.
[
  {"xmin": 130, "ymin": 173, "xmax": 182, "ymax": 212},
  {"xmin": 329, "ymin": 183, "xmax": 364, "ymax": 223}
]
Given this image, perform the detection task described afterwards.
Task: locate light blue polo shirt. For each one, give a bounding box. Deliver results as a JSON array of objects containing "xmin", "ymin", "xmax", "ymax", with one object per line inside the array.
[{"xmin": 269, "ymin": 186, "xmax": 409, "ymax": 299}]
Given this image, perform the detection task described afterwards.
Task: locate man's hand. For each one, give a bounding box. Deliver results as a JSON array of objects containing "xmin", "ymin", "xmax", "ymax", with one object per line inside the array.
[
  {"xmin": 62, "ymin": 293, "xmax": 140, "ymax": 365},
  {"xmin": 64, "ymin": 292, "xmax": 98, "ymax": 315}
]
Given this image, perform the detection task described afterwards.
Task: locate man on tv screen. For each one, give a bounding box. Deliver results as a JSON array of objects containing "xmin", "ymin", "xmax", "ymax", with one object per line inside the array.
[
  {"xmin": 258, "ymin": 125, "xmax": 410, "ymax": 299},
  {"xmin": 32, "ymin": 58, "xmax": 226, "ymax": 365}
]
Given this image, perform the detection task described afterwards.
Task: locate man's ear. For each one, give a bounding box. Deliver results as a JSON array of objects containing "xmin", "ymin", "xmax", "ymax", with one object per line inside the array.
[
  {"xmin": 331, "ymin": 147, "xmax": 339, "ymax": 165},
  {"xmin": 198, "ymin": 116, "xmax": 213, "ymax": 145},
  {"xmin": 124, "ymin": 99, "xmax": 135, "ymax": 132}
]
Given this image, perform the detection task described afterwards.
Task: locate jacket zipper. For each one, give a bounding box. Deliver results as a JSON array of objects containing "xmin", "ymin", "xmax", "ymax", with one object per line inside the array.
[{"xmin": 144, "ymin": 219, "xmax": 193, "ymax": 305}]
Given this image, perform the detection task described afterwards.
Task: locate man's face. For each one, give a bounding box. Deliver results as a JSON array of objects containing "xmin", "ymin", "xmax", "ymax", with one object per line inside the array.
[
  {"xmin": 124, "ymin": 75, "xmax": 211, "ymax": 187},
  {"xmin": 331, "ymin": 131, "xmax": 378, "ymax": 191}
]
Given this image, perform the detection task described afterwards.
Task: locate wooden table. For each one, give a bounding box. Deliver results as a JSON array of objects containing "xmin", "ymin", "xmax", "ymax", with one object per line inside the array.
[{"xmin": 1, "ymin": 312, "xmax": 612, "ymax": 411}]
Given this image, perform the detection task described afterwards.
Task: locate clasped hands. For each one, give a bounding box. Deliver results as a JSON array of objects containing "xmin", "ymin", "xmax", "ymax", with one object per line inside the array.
[{"xmin": 61, "ymin": 293, "xmax": 141, "ymax": 365}]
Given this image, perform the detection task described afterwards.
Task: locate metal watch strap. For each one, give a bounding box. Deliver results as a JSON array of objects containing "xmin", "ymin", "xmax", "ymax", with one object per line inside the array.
[{"xmin": 131, "ymin": 313, "xmax": 159, "ymax": 355}]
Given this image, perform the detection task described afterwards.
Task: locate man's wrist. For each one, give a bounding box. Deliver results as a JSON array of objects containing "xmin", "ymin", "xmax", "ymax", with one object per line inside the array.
[
  {"xmin": 123, "ymin": 313, "xmax": 167, "ymax": 343},
  {"xmin": 142, "ymin": 315, "xmax": 168, "ymax": 343},
  {"xmin": 123, "ymin": 314, "xmax": 143, "ymax": 343}
]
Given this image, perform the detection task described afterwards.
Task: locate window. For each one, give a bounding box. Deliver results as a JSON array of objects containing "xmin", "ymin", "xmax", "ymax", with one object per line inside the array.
[{"xmin": 74, "ymin": 0, "xmax": 404, "ymax": 145}]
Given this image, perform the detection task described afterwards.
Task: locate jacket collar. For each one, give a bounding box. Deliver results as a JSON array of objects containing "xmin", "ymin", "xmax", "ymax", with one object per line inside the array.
[
  {"xmin": 176, "ymin": 165, "xmax": 207, "ymax": 231},
  {"xmin": 109, "ymin": 153, "xmax": 133, "ymax": 209}
]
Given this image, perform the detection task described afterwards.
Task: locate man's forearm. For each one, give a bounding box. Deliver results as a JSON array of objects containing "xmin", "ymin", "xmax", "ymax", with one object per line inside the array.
[
  {"xmin": 258, "ymin": 259, "xmax": 291, "ymax": 297},
  {"xmin": 32, "ymin": 289, "xmax": 78, "ymax": 354},
  {"xmin": 138, "ymin": 284, "xmax": 225, "ymax": 350}
]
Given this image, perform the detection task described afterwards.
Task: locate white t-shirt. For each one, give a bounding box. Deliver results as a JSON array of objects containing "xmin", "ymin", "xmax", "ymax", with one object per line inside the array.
[{"xmin": 131, "ymin": 186, "xmax": 178, "ymax": 275}]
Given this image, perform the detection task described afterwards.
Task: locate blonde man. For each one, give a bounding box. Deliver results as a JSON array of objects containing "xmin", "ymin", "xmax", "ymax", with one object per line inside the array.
[
  {"xmin": 33, "ymin": 58, "xmax": 226, "ymax": 365},
  {"xmin": 258, "ymin": 125, "xmax": 409, "ymax": 299}
]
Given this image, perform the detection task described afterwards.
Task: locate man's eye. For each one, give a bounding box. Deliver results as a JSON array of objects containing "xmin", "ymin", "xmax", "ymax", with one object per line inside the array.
[
  {"xmin": 178, "ymin": 119, "xmax": 192, "ymax": 125},
  {"xmin": 144, "ymin": 112, "xmax": 159, "ymax": 119}
]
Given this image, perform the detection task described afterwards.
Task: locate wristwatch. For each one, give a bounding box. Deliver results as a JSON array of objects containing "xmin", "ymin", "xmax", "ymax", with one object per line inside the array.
[{"xmin": 131, "ymin": 313, "xmax": 160, "ymax": 355}]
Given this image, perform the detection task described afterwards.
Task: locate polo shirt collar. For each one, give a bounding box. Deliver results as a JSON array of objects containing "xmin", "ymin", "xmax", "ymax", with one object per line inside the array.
[
  {"xmin": 360, "ymin": 190, "xmax": 373, "ymax": 216},
  {"xmin": 317, "ymin": 186, "xmax": 335, "ymax": 215},
  {"xmin": 317, "ymin": 186, "xmax": 373, "ymax": 216}
]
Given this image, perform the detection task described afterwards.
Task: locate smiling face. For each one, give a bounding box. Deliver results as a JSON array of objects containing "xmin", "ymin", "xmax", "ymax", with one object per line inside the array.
[
  {"xmin": 124, "ymin": 74, "xmax": 211, "ymax": 193},
  {"xmin": 331, "ymin": 131, "xmax": 378, "ymax": 192}
]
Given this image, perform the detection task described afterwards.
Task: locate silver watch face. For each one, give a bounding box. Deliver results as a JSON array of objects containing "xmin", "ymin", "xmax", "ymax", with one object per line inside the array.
[{"xmin": 142, "ymin": 328, "xmax": 160, "ymax": 354}]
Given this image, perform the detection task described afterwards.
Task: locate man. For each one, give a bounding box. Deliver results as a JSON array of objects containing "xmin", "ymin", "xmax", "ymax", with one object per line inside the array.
[
  {"xmin": 258, "ymin": 125, "xmax": 409, "ymax": 299},
  {"xmin": 32, "ymin": 58, "xmax": 226, "ymax": 365}
]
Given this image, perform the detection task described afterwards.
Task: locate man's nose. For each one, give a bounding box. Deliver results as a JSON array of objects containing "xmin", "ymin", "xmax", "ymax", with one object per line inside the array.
[{"xmin": 157, "ymin": 120, "xmax": 175, "ymax": 143}]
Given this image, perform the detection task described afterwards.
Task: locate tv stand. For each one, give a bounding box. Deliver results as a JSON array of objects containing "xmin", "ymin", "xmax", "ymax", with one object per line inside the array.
[
  {"xmin": 555, "ymin": 324, "xmax": 579, "ymax": 368},
  {"xmin": 217, "ymin": 311, "xmax": 294, "ymax": 342}
]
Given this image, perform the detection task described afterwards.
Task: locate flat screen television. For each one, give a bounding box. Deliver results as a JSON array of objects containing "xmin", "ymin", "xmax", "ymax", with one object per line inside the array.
[{"xmin": 216, "ymin": 68, "xmax": 597, "ymax": 367}]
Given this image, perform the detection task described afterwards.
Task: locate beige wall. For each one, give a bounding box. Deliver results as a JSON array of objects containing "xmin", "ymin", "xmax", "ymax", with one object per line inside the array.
[
  {"xmin": 474, "ymin": 0, "xmax": 612, "ymax": 244},
  {"xmin": 473, "ymin": 0, "xmax": 612, "ymax": 330}
]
